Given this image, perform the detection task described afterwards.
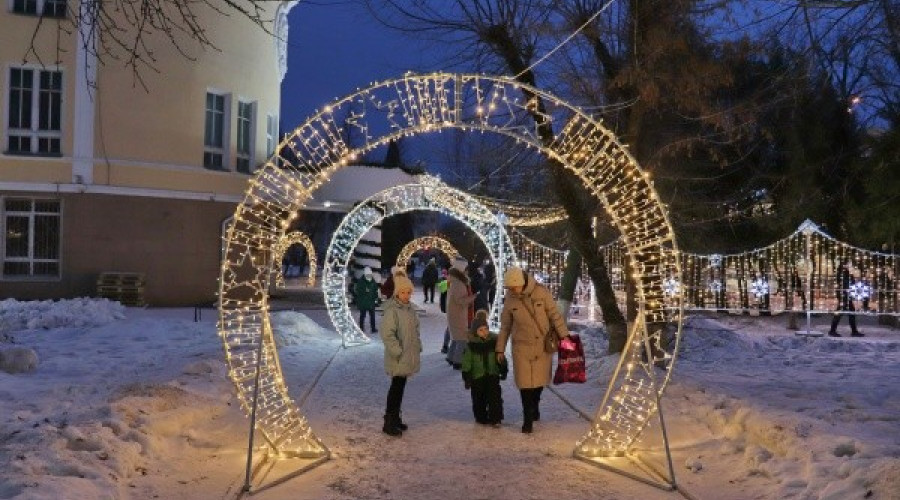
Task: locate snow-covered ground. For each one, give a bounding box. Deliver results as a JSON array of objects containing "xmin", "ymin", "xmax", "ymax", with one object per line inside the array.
[{"xmin": 1, "ymin": 297, "xmax": 898, "ymax": 500}]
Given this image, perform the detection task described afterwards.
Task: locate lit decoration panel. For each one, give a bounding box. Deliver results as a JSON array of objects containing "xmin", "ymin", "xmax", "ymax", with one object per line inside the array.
[
  {"xmin": 597, "ymin": 219, "xmax": 898, "ymax": 316},
  {"xmin": 396, "ymin": 235, "xmax": 461, "ymax": 267},
  {"xmin": 324, "ymin": 176, "xmax": 515, "ymax": 346},
  {"xmin": 218, "ymin": 73, "xmax": 682, "ymax": 458},
  {"xmin": 271, "ymin": 231, "xmax": 317, "ymax": 288}
]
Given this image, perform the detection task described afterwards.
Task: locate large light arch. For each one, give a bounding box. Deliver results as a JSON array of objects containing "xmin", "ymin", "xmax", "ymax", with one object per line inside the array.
[
  {"xmin": 324, "ymin": 177, "xmax": 514, "ymax": 347},
  {"xmin": 218, "ymin": 73, "xmax": 682, "ymax": 459},
  {"xmin": 271, "ymin": 231, "xmax": 317, "ymax": 288},
  {"xmin": 395, "ymin": 235, "xmax": 460, "ymax": 268}
]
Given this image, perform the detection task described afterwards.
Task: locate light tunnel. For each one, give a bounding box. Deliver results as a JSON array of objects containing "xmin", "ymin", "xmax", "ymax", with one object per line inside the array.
[{"xmin": 217, "ymin": 73, "xmax": 683, "ymax": 459}]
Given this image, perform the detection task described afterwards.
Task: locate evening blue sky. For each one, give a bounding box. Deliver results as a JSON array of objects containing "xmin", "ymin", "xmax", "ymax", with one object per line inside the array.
[{"xmin": 280, "ymin": 2, "xmax": 435, "ymax": 133}]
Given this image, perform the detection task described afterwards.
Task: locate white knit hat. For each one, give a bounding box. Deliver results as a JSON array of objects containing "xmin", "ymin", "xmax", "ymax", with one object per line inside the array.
[{"xmin": 503, "ymin": 267, "xmax": 525, "ymax": 287}]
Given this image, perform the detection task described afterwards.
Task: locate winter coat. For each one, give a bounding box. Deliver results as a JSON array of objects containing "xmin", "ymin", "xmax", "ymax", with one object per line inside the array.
[
  {"xmin": 380, "ymin": 298, "xmax": 422, "ymax": 377},
  {"xmin": 497, "ymin": 275, "xmax": 569, "ymax": 389},
  {"xmin": 461, "ymin": 333, "xmax": 507, "ymax": 382},
  {"xmin": 421, "ymin": 262, "xmax": 439, "ymax": 286},
  {"xmin": 354, "ymin": 277, "xmax": 380, "ymax": 310},
  {"xmin": 446, "ymin": 268, "xmax": 476, "ymax": 341},
  {"xmin": 380, "ymin": 276, "xmax": 395, "ymax": 299}
]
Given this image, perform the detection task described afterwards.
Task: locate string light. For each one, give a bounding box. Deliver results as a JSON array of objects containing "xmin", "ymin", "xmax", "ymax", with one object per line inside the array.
[
  {"xmin": 271, "ymin": 231, "xmax": 317, "ymax": 288},
  {"xmin": 396, "ymin": 236, "xmax": 460, "ymax": 267},
  {"xmin": 217, "ymin": 73, "xmax": 682, "ymax": 458}
]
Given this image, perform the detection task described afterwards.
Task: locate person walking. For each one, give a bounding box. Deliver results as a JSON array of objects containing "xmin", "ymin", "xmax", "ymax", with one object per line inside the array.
[
  {"xmin": 828, "ymin": 258, "xmax": 864, "ymax": 337},
  {"xmin": 461, "ymin": 309, "xmax": 507, "ymax": 426},
  {"xmin": 354, "ymin": 267, "xmax": 380, "ymax": 333},
  {"xmin": 380, "ymin": 275, "xmax": 421, "ymax": 436},
  {"xmin": 446, "ymin": 258, "xmax": 476, "ymax": 369},
  {"xmin": 438, "ymin": 268, "xmax": 450, "ymax": 353},
  {"xmin": 421, "ymin": 258, "xmax": 439, "ymax": 303},
  {"xmin": 495, "ymin": 266, "xmax": 570, "ymax": 433}
]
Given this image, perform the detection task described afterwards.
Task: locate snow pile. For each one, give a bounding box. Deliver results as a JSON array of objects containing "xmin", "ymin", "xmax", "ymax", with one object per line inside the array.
[
  {"xmin": 0, "ymin": 298, "xmax": 126, "ymax": 333},
  {"xmin": 270, "ymin": 309, "xmax": 338, "ymax": 346},
  {"xmin": 0, "ymin": 346, "xmax": 39, "ymax": 373}
]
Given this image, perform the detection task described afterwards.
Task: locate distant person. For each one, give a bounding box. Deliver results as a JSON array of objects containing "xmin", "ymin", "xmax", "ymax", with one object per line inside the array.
[
  {"xmin": 483, "ymin": 259, "xmax": 497, "ymax": 307},
  {"xmin": 461, "ymin": 309, "xmax": 507, "ymax": 426},
  {"xmin": 468, "ymin": 262, "xmax": 488, "ymax": 312},
  {"xmin": 496, "ymin": 267, "xmax": 570, "ymax": 433},
  {"xmin": 421, "ymin": 258, "xmax": 439, "ymax": 303},
  {"xmin": 446, "ymin": 257, "xmax": 476, "ymax": 369},
  {"xmin": 406, "ymin": 258, "xmax": 417, "ymax": 282},
  {"xmin": 828, "ymin": 258, "xmax": 863, "ymax": 337},
  {"xmin": 438, "ymin": 268, "xmax": 450, "ymax": 354},
  {"xmin": 380, "ymin": 276, "xmax": 421, "ymax": 436},
  {"xmin": 354, "ymin": 267, "xmax": 380, "ymax": 334}
]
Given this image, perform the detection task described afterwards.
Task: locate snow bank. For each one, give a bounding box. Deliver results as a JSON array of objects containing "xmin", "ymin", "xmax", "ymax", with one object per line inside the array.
[{"xmin": 0, "ymin": 298, "xmax": 126, "ymax": 333}]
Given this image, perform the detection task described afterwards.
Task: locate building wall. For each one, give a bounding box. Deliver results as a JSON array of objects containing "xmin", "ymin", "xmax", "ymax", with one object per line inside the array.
[
  {"xmin": 0, "ymin": 1, "xmax": 294, "ymax": 305},
  {"xmin": 1, "ymin": 192, "xmax": 235, "ymax": 306}
]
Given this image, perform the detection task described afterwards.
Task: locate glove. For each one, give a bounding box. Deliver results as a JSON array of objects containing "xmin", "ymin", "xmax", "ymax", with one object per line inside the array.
[
  {"xmin": 498, "ymin": 359, "xmax": 509, "ymax": 380},
  {"xmin": 560, "ymin": 337, "xmax": 576, "ymax": 351}
]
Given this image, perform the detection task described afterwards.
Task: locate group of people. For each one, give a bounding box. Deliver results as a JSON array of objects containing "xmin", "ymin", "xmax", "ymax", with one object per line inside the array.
[{"xmin": 377, "ymin": 260, "xmax": 570, "ymax": 437}]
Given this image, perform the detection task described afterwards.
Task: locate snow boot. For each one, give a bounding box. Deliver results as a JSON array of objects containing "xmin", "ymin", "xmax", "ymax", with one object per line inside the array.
[
  {"xmin": 382, "ymin": 414, "xmax": 402, "ymax": 436},
  {"xmin": 397, "ymin": 412, "xmax": 409, "ymax": 431}
]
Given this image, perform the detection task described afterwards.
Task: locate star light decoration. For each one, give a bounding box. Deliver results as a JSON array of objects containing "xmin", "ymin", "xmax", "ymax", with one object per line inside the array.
[
  {"xmin": 217, "ymin": 73, "xmax": 681, "ymax": 459},
  {"xmin": 663, "ymin": 277, "xmax": 681, "ymax": 296},
  {"xmin": 396, "ymin": 235, "xmax": 460, "ymax": 268},
  {"xmin": 324, "ymin": 176, "xmax": 515, "ymax": 345},
  {"xmin": 271, "ymin": 231, "xmax": 317, "ymax": 288},
  {"xmin": 849, "ymin": 281, "xmax": 872, "ymax": 301},
  {"xmin": 750, "ymin": 278, "xmax": 770, "ymax": 298}
]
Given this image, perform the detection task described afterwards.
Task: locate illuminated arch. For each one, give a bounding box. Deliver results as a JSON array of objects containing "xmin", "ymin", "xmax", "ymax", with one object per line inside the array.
[
  {"xmin": 218, "ymin": 73, "xmax": 683, "ymax": 459},
  {"xmin": 395, "ymin": 235, "xmax": 460, "ymax": 268},
  {"xmin": 325, "ymin": 177, "xmax": 514, "ymax": 346},
  {"xmin": 271, "ymin": 231, "xmax": 317, "ymax": 288}
]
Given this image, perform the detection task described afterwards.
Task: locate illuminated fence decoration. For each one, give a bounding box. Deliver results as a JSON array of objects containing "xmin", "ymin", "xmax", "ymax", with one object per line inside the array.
[
  {"xmin": 396, "ymin": 236, "xmax": 460, "ymax": 268},
  {"xmin": 218, "ymin": 73, "xmax": 681, "ymax": 458},
  {"xmin": 596, "ymin": 220, "xmax": 899, "ymax": 316},
  {"xmin": 324, "ymin": 177, "xmax": 515, "ymax": 346},
  {"xmin": 271, "ymin": 231, "xmax": 317, "ymax": 288}
]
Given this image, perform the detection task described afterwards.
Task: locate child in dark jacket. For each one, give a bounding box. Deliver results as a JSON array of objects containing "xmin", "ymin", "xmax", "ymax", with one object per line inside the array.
[{"xmin": 461, "ymin": 310, "xmax": 507, "ymax": 426}]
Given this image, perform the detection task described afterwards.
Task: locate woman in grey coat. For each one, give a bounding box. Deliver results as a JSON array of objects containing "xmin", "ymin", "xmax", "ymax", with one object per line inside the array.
[
  {"xmin": 496, "ymin": 267, "xmax": 569, "ymax": 433},
  {"xmin": 380, "ymin": 275, "xmax": 422, "ymax": 436},
  {"xmin": 445, "ymin": 259, "xmax": 477, "ymax": 369}
]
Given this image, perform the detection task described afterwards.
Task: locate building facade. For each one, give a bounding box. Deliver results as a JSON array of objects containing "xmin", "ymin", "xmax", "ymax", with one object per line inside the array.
[{"xmin": 1, "ymin": 1, "xmax": 297, "ymax": 305}]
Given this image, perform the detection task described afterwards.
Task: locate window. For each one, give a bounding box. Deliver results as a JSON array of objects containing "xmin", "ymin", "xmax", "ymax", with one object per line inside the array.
[
  {"xmin": 203, "ymin": 91, "xmax": 228, "ymax": 170},
  {"xmin": 11, "ymin": 0, "xmax": 67, "ymax": 18},
  {"xmin": 6, "ymin": 67, "xmax": 62, "ymax": 155},
  {"xmin": 236, "ymin": 100, "xmax": 255, "ymax": 174},
  {"xmin": 2, "ymin": 198, "xmax": 61, "ymax": 278}
]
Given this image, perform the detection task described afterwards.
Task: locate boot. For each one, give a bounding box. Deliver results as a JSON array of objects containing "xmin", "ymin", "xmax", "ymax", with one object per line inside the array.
[
  {"xmin": 382, "ymin": 414, "xmax": 402, "ymax": 436},
  {"xmin": 520, "ymin": 390, "xmax": 533, "ymax": 434},
  {"xmin": 397, "ymin": 412, "xmax": 409, "ymax": 431},
  {"xmin": 531, "ymin": 389, "xmax": 541, "ymax": 422}
]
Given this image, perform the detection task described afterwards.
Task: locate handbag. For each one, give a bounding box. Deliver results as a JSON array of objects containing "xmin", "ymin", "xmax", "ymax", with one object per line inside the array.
[
  {"xmin": 543, "ymin": 328, "xmax": 559, "ymax": 353},
  {"xmin": 553, "ymin": 333, "xmax": 586, "ymax": 384}
]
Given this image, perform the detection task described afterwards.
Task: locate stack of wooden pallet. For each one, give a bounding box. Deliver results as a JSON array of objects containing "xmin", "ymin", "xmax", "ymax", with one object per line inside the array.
[{"xmin": 96, "ymin": 272, "xmax": 146, "ymax": 307}]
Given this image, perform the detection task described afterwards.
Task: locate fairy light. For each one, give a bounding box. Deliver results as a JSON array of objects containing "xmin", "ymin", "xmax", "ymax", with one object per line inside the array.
[
  {"xmin": 218, "ymin": 73, "xmax": 682, "ymax": 458},
  {"xmin": 323, "ymin": 176, "xmax": 516, "ymax": 346},
  {"xmin": 396, "ymin": 236, "xmax": 461, "ymax": 267},
  {"xmin": 271, "ymin": 231, "xmax": 317, "ymax": 288}
]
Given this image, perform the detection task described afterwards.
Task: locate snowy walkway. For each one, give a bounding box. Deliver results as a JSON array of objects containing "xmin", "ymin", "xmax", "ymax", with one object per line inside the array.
[{"xmin": 2, "ymin": 298, "xmax": 899, "ymax": 499}]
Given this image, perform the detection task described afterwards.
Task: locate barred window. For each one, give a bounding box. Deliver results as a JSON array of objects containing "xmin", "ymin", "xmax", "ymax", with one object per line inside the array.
[{"xmin": 2, "ymin": 198, "xmax": 61, "ymax": 278}]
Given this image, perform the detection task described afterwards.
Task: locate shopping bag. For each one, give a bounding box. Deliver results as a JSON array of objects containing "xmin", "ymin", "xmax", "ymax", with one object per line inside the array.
[{"xmin": 553, "ymin": 333, "xmax": 586, "ymax": 384}]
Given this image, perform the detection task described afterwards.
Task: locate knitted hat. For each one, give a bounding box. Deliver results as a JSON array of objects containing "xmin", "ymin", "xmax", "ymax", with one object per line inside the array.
[
  {"xmin": 391, "ymin": 266, "xmax": 407, "ymax": 277},
  {"xmin": 393, "ymin": 276, "xmax": 414, "ymax": 296},
  {"xmin": 469, "ymin": 309, "xmax": 489, "ymax": 335},
  {"xmin": 503, "ymin": 267, "xmax": 525, "ymax": 287}
]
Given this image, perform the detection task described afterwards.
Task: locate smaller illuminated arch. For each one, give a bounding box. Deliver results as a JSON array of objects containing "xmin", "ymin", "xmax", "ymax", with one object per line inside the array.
[
  {"xmin": 271, "ymin": 231, "xmax": 317, "ymax": 288},
  {"xmin": 396, "ymin": 236, "xmax": 460, "ymax": 268},
  {"xmin": 324, "ymin": 177, "xmax": 516, "ymax": 347}
]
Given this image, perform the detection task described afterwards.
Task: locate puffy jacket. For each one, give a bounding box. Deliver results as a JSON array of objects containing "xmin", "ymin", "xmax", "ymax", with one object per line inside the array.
[
  {"xmin": 461, "ymin": 333, "xmax": 506, "ymax": 382},
  {"xmin": 354, "ymin": 277, "xmax": 380, "ymax": 310},
  {"xmin": 380, "ymin": 298, "xmax": 422, "ymax": 377},
  {"xmin": 497, "ymin": 275, "xmax": 569, "ymax": 389}
]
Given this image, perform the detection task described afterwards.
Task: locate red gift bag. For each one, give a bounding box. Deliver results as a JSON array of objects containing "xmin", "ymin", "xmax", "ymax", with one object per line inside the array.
[{"xmin": 553, "ymin": 333, "xmax": 586, "ymax": 384}]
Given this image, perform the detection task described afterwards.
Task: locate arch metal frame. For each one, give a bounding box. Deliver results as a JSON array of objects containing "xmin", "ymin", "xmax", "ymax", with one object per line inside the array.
[
  {"xmin": 271, "ymin": 231, "xmax": 317, "ymax": 288},
  {"xmin": 395, "ymin": 235, "xmax": 460, "ymax": 268},
  {"xmin": 218, "ymin": 73, "xmax": 683, "ymax": 460},
  {"xmin": 324, "ymin": 177, "xmax": 514, "ymax": 347}
]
